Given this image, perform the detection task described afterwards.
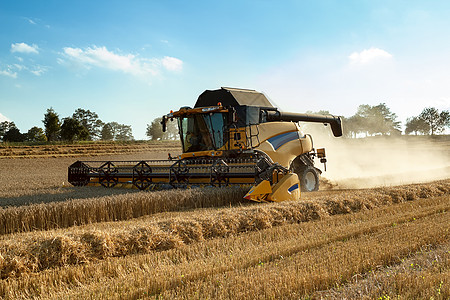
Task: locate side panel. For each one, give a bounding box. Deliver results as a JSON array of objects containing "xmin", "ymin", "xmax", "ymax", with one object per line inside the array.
[{"xmin": 251, "ymin": 122, "xmax": 313, "ymax": 168}]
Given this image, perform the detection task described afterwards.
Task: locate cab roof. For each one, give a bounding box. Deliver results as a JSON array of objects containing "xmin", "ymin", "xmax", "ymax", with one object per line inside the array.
[{"xmin": 194, "ymin": 87, "xmax": 275, "ymax": 108}]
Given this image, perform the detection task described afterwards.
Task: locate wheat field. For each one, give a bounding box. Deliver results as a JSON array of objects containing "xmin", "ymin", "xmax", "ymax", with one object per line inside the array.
[{"xmin": 0, "ymin": 141, "xmax": 448, "ymax": 299}]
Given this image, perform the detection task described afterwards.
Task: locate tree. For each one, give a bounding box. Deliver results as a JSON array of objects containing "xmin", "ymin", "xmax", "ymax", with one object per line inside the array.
[
  {"xmin": 373, "ymin": 103, "xmax": 402, "ymax": 135},
  {"xmin": 442, "ymin": 110, "xmax": 450, "ymax": 128},
  {"xmin": 3, "ymin": 126, "xmax": 25, "ymax": 142},
  {"xmin": 405, "ymin": 117, "xmax": 428, "ymax": 135},
  {"xmin": 353, "ymin": 103, "xmax": 401, "ymax": 136},
  {"xmin": 43, "ymin": 108, "xmax": 61, "ymax": 141},
  {"xmin": 146, "ymin": 117, "xmax": 179, "ymax": 140},
  {"xmin": 146, "ymin": 118, "xmax": 164, "ymax": 140},
  {"xmin": 0, "ymin": 121, "xmax": 16, "ymax": 141},
  {"xmin": 342, "ymin": 115, "xmax": 364, "ymax": 138},
  {"xmin": 418, "ymin": 107, "xmax": 450, "ymax": 135},
  {"xmin": 107, "ymin": 122, "xmax": 121, "ymax": 140},
  {"xmin": 26, "ymin": 126, "xmax": 47, "ymax": 142},
  {"xmin": 165, "ymin": 118, "xmax": 179, "ymax": 140},
  {"xmin": 100, "ymin": 123, "xmax": 114, "ymax": 141},
  {"xmin": 60, "ymin": 117, "xmax": 89, "ymax": 142},
  {"xmin": 99, "ymin": 122, "xmax": 133, "ymax": 141},
  {"xmin": 116, "ymin": 124, "xmax": 134, "ymax": 141},
  {"xmin": 72, "ymin": 108, "xmax": 103, "ymax": 140}
]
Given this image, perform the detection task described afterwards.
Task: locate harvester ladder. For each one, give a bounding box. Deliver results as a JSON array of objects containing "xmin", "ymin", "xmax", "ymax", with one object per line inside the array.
[{"xmin": 246, "ymin": 124, "xmax": 260, "ymax": 149}]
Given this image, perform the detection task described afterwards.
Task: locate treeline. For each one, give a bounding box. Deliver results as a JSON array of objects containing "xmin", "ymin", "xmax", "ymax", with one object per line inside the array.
[
  {"xmin": 315, "ymin": 104, "xmax": 448, "ymax": 138},
  {"xmin": 1, "ymin": 103, "xmax": 448, "ymax": 143},
  {"xmin": 341, "ymin": 103, "xmax": 401, "ymax": 137},
  {"xmin": 405, "ymin": 107, "xmax": 450, "ymax": 135},
  {"xmin": 0, "ymin": 108, "xmax": 134, "ymax": 143},
  {"xmin": 145, "ymin": 104, "xmax": 449, "ymax": 141}
]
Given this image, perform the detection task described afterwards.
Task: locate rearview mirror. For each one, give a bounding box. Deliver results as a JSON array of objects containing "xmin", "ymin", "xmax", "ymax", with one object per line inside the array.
[{"xmin": 161, "ymin": 116, "xmax": 167, "ymax": 132}]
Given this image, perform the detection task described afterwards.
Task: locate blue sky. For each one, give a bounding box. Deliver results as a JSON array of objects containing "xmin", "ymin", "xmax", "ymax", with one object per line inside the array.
[{"xmin": 1, "ymin": 0, "xmax": 450, "ymax": 139}]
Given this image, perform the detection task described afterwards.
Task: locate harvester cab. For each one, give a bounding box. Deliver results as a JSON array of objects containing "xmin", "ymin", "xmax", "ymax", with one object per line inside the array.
[{"xmin": 68, "ymin": 87, "xmax": 342, "ymax": 202}]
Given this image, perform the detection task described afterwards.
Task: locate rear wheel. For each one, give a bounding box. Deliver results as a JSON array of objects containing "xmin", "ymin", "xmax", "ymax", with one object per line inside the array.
[
  {"xmin": 299, "ymin": 166, "xmax": 320, "ymax": 192},
  {"xmin": 290, "ymin": 154, "xmax": 321, "ymax": 192}
]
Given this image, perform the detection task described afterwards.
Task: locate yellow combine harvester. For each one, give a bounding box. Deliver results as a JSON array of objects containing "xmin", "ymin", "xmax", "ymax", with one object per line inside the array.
[{"xmin": 68, "ymin": 87, "xmax": 342, "ymax": 202}]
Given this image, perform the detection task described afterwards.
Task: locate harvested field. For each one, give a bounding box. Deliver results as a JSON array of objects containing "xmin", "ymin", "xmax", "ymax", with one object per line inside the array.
[
  {"xmin": 0, "ymin": 180, "xmax": 448, "ymax": 236},
  {"xmin": 0, "ymin": 195, "xmax": 448, "ymax": 299},
  {"xmin": 0, "ymin": 181, "xmax": 448, "ymax": 276},
  {"xmin": 0, "ymin": 140, "xmax": 180, "ymax": 158},
  {"xmin": 0, "ymin": 140, "xmax": 448, "ymax": 299}
]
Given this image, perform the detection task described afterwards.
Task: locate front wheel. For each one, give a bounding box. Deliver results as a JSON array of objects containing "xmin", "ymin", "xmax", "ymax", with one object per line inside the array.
[{"xmin": 299, "ymin": 166, "xmax": 320, "ymax": 192}]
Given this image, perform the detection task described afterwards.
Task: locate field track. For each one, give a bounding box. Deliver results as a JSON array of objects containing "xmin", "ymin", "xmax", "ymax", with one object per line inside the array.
[{"xmin": 0, "ymin": 141, "xmax": 448, "ymax": 299}]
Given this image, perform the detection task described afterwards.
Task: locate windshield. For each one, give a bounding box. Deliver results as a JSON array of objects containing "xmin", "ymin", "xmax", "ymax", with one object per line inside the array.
[{"xmin": 179, "ymin": 113, "xmax": 227, "ymax": 152}]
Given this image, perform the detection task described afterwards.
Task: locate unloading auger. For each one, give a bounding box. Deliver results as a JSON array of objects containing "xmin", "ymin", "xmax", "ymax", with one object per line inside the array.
[{"xmin": 68, "ymin": 87, "xmax": 342, "ymax": 202}]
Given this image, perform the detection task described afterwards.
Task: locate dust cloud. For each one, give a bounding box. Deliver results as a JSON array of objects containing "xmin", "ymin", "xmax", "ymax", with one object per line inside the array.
[{"xmin": 301, "ymin": 123, "xmax": 450, "ymax": 189}]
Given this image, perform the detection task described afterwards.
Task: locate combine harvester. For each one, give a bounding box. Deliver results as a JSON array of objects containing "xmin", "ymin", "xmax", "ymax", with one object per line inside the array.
[{"xmin": 68, "ymin": 87, "xmax": 342, "ymax": 202}]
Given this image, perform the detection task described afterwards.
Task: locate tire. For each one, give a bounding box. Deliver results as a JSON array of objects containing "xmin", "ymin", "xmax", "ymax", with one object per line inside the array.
[{"xmin": 299, "ymin": 166, "xmax": 320, "ymax": 192}]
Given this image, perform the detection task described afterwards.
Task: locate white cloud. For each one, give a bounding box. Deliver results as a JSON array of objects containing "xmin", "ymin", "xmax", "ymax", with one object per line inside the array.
[
  {"xmin": 30, "ymin": 65, "xmax": 47, "ymax": 76},
  {"xmin": 61, "ymin": 46, "xmax": 183, "ymax": 77},
  {"xmin": 161, "ymin": 56, "xmax": 183, "ymax": 71},
  {"xmin": 0, "ymin": 113, "xmax": 10, "ymax": 122},
  {"xmin": 11, "ymin": 42, "xmax": 39, "ymax": 54},
  {"xmin": 63, "ymin": 46, "xmax": 156, "ymax": 76},
  {"xmin": 13, "ymin": 64, "xmax": 25, "ymax": 71},
  {"xmin": 0, "ymin": 63, "xmax": 47, "ymax": 78},
  {"xmin": 30, "ymin": 70, "xmax": 42, "ymax": 76},
  {"xmin": 0, "ymin": 69, "xmax": 17, "ymax": 78},
  {"xmin": 22, "ymin": 17, "xmax": 38, "ymax": 25},
  {"xmin": 348, "ymin": 48, "xmax": 392, "ymax": 65}
]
